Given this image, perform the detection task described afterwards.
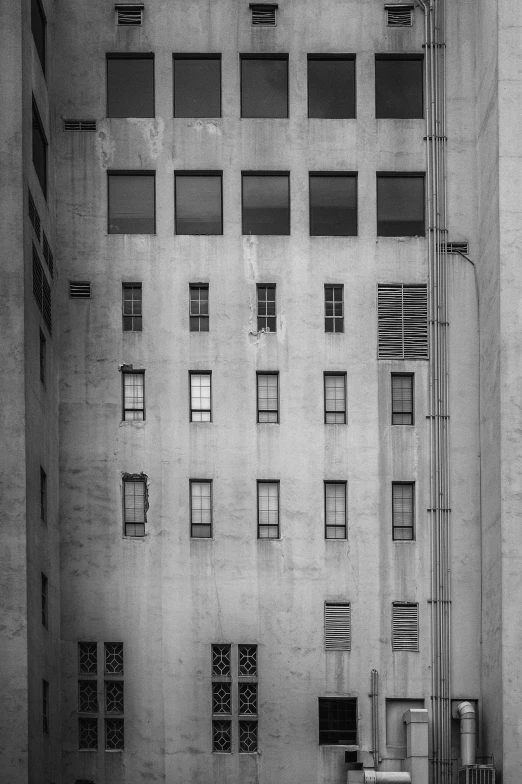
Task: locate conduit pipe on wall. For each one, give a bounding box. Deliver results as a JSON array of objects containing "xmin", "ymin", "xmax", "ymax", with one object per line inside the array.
[
  {"xmin": 370, "ymin": 669, "xmax": 380, "ymax": 769},
  {"xmin": 456, "ymin": 701, "xmax": 476, "ymax": 766},
  {"xmin": 363, "ymin": 772, "xmax": 411, "ymax": 784}
]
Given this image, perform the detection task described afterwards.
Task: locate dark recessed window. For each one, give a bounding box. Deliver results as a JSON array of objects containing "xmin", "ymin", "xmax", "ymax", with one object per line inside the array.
[
  {"xmin": 122, "ymin": 283, "xmax": 142, "ymax": 331},
  {"xmin": 318, "ymin": 697, "xmax": 357, "ymax": 745},
  {"xmin": 31, "ymin": 0, "xmax": 46, "ymax": 74},
  {"xmin": 392, "ymin": 482, "xmax": 414, "ymax": 540},
  {"xmin": 108, "ymin": 172, "xmax": 155, "ymax": 234},
  {"xmin": 310, "ymin": 174, "xmax": 357, "ymax": 236},
  {"xmin": 190, "ymin": 284, "xmax": 209, "ymax": 332},
  {"xmin": 307, "ymin": 55, "xmax": 355, "ymax": 118},
  {"xmin": 242, "ymin": 173, "xmax": 290, "ymax": 235},
  {"xmin": 32, "ymin": 99, "xmax": 47, "ymax": 198},
  {"xmin": 376, "ymin": 173, "xmax": 424, "ymax": 236},
  {"xmin": 325, "ymin": 285, "xmax": 344, "ymax": 333},
  {"xmin": 240, "ymin": 55, "xmax": 288, "ymax": 118},
  {"xmin": 257, "ymin": 285, "xmax": 276, "ymax": 332},
  {"xmin": 107, "ymin": 54, "xmax": 154, "ymax": 118},
  {"xmin": 173, "ymin": 55, "xmax": 221, "ymax": 117},
  {"xmin": 392, "ymin": 374, "xmax": 414, "ymax": 424},
  {"xmin": 375, "ymin": 55, "xmax": 423, "ymax": 119},
  {"xmin": 175, "ymin": 173, "xmax": 222, "ymax": 234}
]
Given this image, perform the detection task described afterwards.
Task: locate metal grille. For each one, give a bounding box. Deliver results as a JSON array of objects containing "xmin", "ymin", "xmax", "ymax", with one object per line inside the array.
[
  {"xmin": 63, "ymin": 119, "xmax": 97, "ymax": 131},
  {"xmin": 105, "ymin": 718, "xmax": 124, "ymax": 750},
  {"xmin": 257, "ymin": 374, "xmax": 278, "ymax": 423},
  {"xmin": 190, "ymin": 373, "xmax": 211, "ymax": 421},
  {"xmin": 78, "ymin": 680, "xmax": 98, "ymax": 712},
  {"xmin": 458, "ymin": 767, "xmax": 495, "ymax": 784},
  {"xmin": 238, "ymin": 644, "xmax": 257, "ymax": 676},
  {"xmin": 441, "ymin": 241, "xmax": 469, "ymax": 254},
  {"xmin": 116, "ymin": 5, "xmax": 143, "ymax": 24},
  {"xmin": 191, "ymin": 480, "xmax": 212, "ymax": 538},
  {"xmin": 123, "ymin": 372, "xmax": 144, "ymax": 420},
  {"xmin": 69, "ymin": 281, "xmax": 91, "ymax": 298},
  {"xmin": 250, "ymin": 3, "xmax": 277, "ymax": 26},
  {"xmin": 258, "ymin": 483, "xmax": 279, "ymax": 539},
  {"xmin": 239, "ymin": 721, "xmax": 258, "ymax": 752},
  {"xmin": 257, "ymin": 285, "xmax": 276, "ymax": 332},
  {"xmin": 385, "ymin": 5, "xmax": 413, "ymax": 26},
  {"xmin": 212, "ymin": 644, "xmax": 231, "ymax": 676},
  {"xmin": 325, "ymin": 603, "xmax": 351, "ymax": 650},
  {"xmin": 124, "ymin": 480, "xmax": 146, "ymax": 536},
  {"xmin": 78, "ymin": 717, "xmax": 98, "ymax": 749},
  {"xmin": 239, "ymin": 683, "xmax": 257, "ymax": 715},
  {"xmin": 392, "ymin": 603, "xmax": 419, "ymax": 651},
  {"xmin": 212, "ymin": 683, "xmax": 231, "ymax": 714},
  {"xmin": 42, "ymin": 233, "xmax": 54, "ymax": 276},
  {"xmin": 78, "ymin": 642, "xmax": 97, "ymax": 674},
  {"xmin": 325, "ymin": 374, "xmax": 346, "ymax": 424},
  {"xmin": 212, "ymin": 720, "xmax": 231, "ymax": 752},
  {"xmin": 29, "ymin": 190, "xmax": 41, "ymax": 240},
  {"xmin": 105, "ymin": 681, "xmax": 124, "ymax": 713},
  {"xmin": 190, "ymin": 285, "xmax": 209, "ymax": 332},
  {"xmin": 105, "ymin": 642, "xmax": 124, "ymax": 674},
  {"xmin": 377, "ymin": 284, "xmax": 428, "ymax": 360}
]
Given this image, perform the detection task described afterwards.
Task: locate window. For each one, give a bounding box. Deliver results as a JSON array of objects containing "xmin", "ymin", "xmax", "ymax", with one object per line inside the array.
[
  {"xmin": 79, "ymin": 681, "xmax": 98, "ymax": 713},
  {"xmin": 175, "ymin": 172, "xmax": 222, "ymax": 234},
  {"xmin": 212, "ymin": 644, "xmax": 231, "ymax": 676},
  {"xmin": 211, "ymin": 644, "xmax": 258, "ymax": 754},
  {"xmin": 79, "ymin": 718, "xmax": 98, "ymax": 750},
  {"xmin": 105, "ymin": 642, "xmax": 124, "ymax": 674},
  {"xmin": 375, "ymin": 55, "xmax": 423, "ymax": 119},
  {"xmin": 190, "ymin": 480, "xmax": 212, "ymax": 538},
  {"xmin": 39, "ymin": 330, "xmax": 46, "ymax": 384},
  {"xmin": 43, "ymin": 680, "xmax": 49, "ymax": 733},
  {"xmin": 123, "ymin": 283, "xmax": 142, "ymax": 331},
  {"xmin": 173, "ymin": 55, "xmax": 221, "ymax": 117},
  {"xmin": 212, "ymin": 644, "xmax": 232, "ymax": 752},
  {"xmin": 325, "ymin": 482, "xmax": 347, "ymax": 539},
  {"xmin": 41, "ymin": 573, "xmax": 48, "ymax": 627},
  {"xmin": 241, "ymin": 55, "xmax": 288, "ymax": 118},
  {"xmin": 238, "ymin": 644, "xmax": 257, "ymax": 676},
  {"xmin": 324, "ymin": 603, "xmax": 351, "ymax": 650},
  {"xmin": 318, "ymin": 698, "xmax": 357, "ymax": 745},
  {"xmin": 377, "ymin": 284, "xmax": 428, "ymax": 359},
  {"xmin": 107, "ymin": 54, "xmax": 154, "ymax": 117},
  {"xmin": 307, "ymin": 55, "xmax": 355, "ymax": 118},
  {"xmin": 32, "ymin": 99, "xmax": 47, "ymax": 197},
  {"xmin": 392, "ymin": 482, "xmax": 414, "ymax": 540},
  {"xmin": 324, "ymin": 373, "xmax": 346, "ymax": 424},
  {"xmin": 190, "ymin": 372, "xmax": 211, "ymax": 421},
  {"xmin": 325, "ymin": 285, "xmax": 344, "ymax": 333},
  {"xmin": 391, "ymin": 374, "xmax": 414, "ymax": 424},
  {"xmin": 391, "ymin": 602, "xmax": 419, "ymax": 651},
  {"xmin": 250, "ymin": 3, "xmax": 277, "ymax": 25},
  {"xmin": 104, "ymin": 643, "xmax": 124, "ymax": 750},
  {"xmin": 123, "ymin": 477, "xmax": 146, "ymax": 536},
  {"xmin": 122, "ymin": 371, "xmax": 145, "ymax": 420},
  {"xmin": 190, "ymin": 284, "xmax": 209, "ymax": 332},
  {"xmin": 31, "ymin": 0, "xmax": 46, "ymax": 73},
  {"xmin": 108, "ymin": 172, "xmax": 155, "ymax": 234},
  {"xmin": 257, "ymin": 373, "xmax": 279, "ymax": 423},
  {"xmin": 242, "ymin": 173, "xmax": 290, "ymax": 235},
  {"xmin": 257, "ymin": 285, "xmax": 276, "ymax": 332},
  {"xmin": 257, "ymin": 481, "xmax": 279, "ymax": 539},
  {"xmin": 376, "ymin": 173, "xmax": 425, "ymax": 236},
  {"xmin": 309, "ymin": 174, "xmax": 357, "ymax": 236},
  {"xmin": 40, "ymin": 467, "xmax": 47, "ymax": 522},
  {"xmin": 78, "ymin": 642, "xmax": 98, "ymax": 675}
]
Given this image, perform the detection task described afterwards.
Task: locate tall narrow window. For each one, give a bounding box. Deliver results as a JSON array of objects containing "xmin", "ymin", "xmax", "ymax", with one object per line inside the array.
[
  {"xmin": 375, "ymin": 55, "xmax": 423, "ymax": 119},
  {"xmin": 190, "ymin": 372, "xmax": 212, "ymax": 422},
  {"xmin": 107, "ymin": 54, "xmax": 154, "ymax": 117},
  {"xmin": 122, "ymin": 283, "xmax": 142, "ymax": 331},
  {"xmin": 310, "ymin": 174, "xmax": 357, "ymax": 236},
  {"xmin": 392, "ymin": 603, "xmax": 419, "ymax": 651},
  {"xmin": 43, "ymin": 680, "xmax": 49, "ymax": 733},
  {"xmin": 173, "ymin": 55, "xmax": 221, "ymax": 117},
  {"xmin": 376, "ymin": 173, "xmax": 425, "ymax": 237},
  {"xmin": 243, "ymin": 173, "xmax": 290, "ymax": 235},
  {"xmin": 190, "ymin": 480, "xmax": 212, "ymax": 538},
  {"xmin": 32, "ymin": 99, "xmax": 47, "ymax": 197},
  {"xmin": 39, "ymin": 330, "xmax": 46, "ymax": 384},
  {"xmin": 190, "ymin": 284, "xmax": 209, "ymax": 331},
  {"xmin": 123, "ymin": 478, "xmax": 146, "ymax": 537},
  {"xmin": 257, "ymin": 481, "xmax": 279, "ymax": 539},
  {"xmin": 40, "ymin": 467, "xmax": 47, "ymax": 522},
  {"xmin": 122, "ymin": 372, "xmax": 145, "ymax": 420},
  {"xmin": 318, "ymin": 698, "xmax": 357, "ymax": 745},
  {"xmin": 308, "ymin": 55, "xmax": 356, "ymax": 118},
  {"xmin": 240, "ymin": 55, "xmax": 288, "ymax": 118},
  {"xmin": 392, "ymin": 482, "xmax": 414, "ymax": 540},
  {"xmin": 391, "ymin": 374, "xmax": 414, "ymax": 424},
  {"xmin": 257, "ymin": 285, "xmax": 276, "ymax": 332},
  {"xmin": 77, "ymin": 642, "xmax": 98, "ymax": 748},
  {"xmin": 325, "ymin": 482, "xmax": 347, "ymax": 539},
  {"xmin": 108, "ymin": 172, "xmax": 155, "ymax": 234},
  {"xmin": 257, "ymin": 373, "xmax": 279, "ymax": 423},
  {"xmin": 324, "ymin": 373, "xmax": 346, "ymax": 424},
  {"xmin": 41, "ymin": 573, "xmax": 48, "ymax": 627},
  {"xmin": 325, "ymin": 285, "xmax": 344, "ymax": 333},
  {"xmin": 31, "ymin": 0, "xmax": 46, "ymax": 73},
  {"xmin": 175, "ymin": 172, "xmax": 222, "ymax": 234}
]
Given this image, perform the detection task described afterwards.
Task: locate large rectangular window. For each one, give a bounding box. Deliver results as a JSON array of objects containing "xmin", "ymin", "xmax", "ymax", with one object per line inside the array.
[
  {"xmin": 122, "ymin": 283, "xmax": 142, "ymax": 331},
  {"xmin": 122, "ymin": 371, "xmax": 145, "ymax": 420},
  {"xmin": 307, "ymin": 55, "xmax": 355, "ymax": 118},
  {"xmin": 242, "ymin": 173, "xmax": 290, "ymax": 235},
  {"xmin": 309, "ymin": 174, "xmax": 357, "ymax": 236},
  {"xmin": 325, "ymin": 285, "xmax": 344, "ymax": 333},
  {"xmin": 240, "ymin": 55, "xmax": 288, "ymax": 118},
  {"xmin": 190, "ymin": 372, "xmax": 211, "ymax": 421},
  {"xmin": 107, "ymin": 54, "xmax": 154, "ymax": 117},
  {"xmin": 257, "ymin": 285, "xmax": 276, "ymax": 332},
  {"xmin": 190, "ymin": 284, "xmax": 209, "ymax": 332},
  {"xmin": 325, "ymin": 482, "xmax": 347, "ymax": 539},
  {"xmin": 108, "ymin": 172, "xmax": 155, "ymax": 234},
  {"xmin": 377, "ymin": 173, "xmax": 425, "ymax": 237},
  {"xmin": 190, "ymin": 480, "xmax": 212, "ymax": 538},
  {"xmin": 175, "ymin": 172, "xmax": 222, "ymax": 234},
  {"xmin": 257, "ymin": 373, "xmax": 279, "ymax": 423},
  {"xmin": 392, "ymin": 482, "xmax": 414, "ymax": 540},
  {"xmin": 375, "ymin": 55, "xmax": 423, "ymax": 119},
  {"xmin": 257, "ymin": 481, "xmax": 279, "ymax": 539},
  {"xmin": 31, "ymin": 0, "xmax": 46, "ymax": 73},
  {"xmin": 32, "ymin": 99, "xmax": 47, "ymax": 197},
  {"xmin": 123, "ymin": 478, "xmax": 146, "ymax": 537},
  {"xmin": 173, "ymin": 55, "xmax": 221, "ymax": 117},
  {"xmin": 324, "ymin": 373, "xmax": 346, "ymax": 424},
  {"xmin": 318, "ymin": 698, "xmax": 357, "ymax": 745},
  {"xmin": 391, "ymin": 374, "xmax": 414, "ymax": 424}
]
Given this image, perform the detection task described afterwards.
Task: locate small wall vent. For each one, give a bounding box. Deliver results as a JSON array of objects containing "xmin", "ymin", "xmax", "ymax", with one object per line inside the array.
[
  {"xmin": 250, "ymin": 3, "xmax": 277, "ymax": 26},
  {"xmin": 63, "ymin": 119, "xmax": 97, "ymax": 132},
  {"xmin": 440, "ymin": 241, "xmax": 469, "ymax": 255},
  {"xmin": 385, "ymin": 4, "xmax": 414, "ymax": 26},
  {"xmin": 391, "ymin": 602, "xmax": 419, "ymax": 651},
  {"xmin": 43, "ymin": 233, "xmax": 54, "ymax": 277},
  {"xmin": 70, "ymin": 282, "xmax": 91, "ymax": 299},
  {"xmin": 116, "ymin": 4, "xmax": 144, "ymax": 24},
  {"xmin": 325, "ymin": 603, "xmax": 351, "ymax": 651},
  {"xmin": 29, "ymin": 190, "xmax": 41, "ymax": 241}
]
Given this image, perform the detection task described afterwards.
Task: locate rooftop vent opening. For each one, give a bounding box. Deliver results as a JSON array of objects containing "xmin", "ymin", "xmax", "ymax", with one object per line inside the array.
[
  {"xmin": 116, "ymin": 4, "xmax": 144, "ymax": 24},
  {"xmin": 63, "ymin": 119, "xmax": 97, "ymax": 132},
  {"xmin": 440, "ymin": 241, "xmax": 469, "ymax": 255},
  {"xmin": 250, "ymin": 3, "xmax": 277, "ymax": 26},
  {"xmin": 70, "ymin": 282, "xmax": 91, "ymax": 299},
  {"xmin": 385, "ymin": 4, "xmax": 414, "ymax": 26}
]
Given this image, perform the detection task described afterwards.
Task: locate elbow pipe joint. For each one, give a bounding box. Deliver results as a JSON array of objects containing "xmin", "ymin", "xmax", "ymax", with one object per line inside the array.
[{"xmin": 456, "ymin": 701, "xmax": 476, "ymax": 767}]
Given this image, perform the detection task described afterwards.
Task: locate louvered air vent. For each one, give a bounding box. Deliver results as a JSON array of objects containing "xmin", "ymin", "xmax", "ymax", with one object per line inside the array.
[
  {"xmin": 43, "ymin": 233, "xmax": 54, "ymax": 277},
  {"xmin": 29, "ymin": 190, "xmax": 41, "ymax": 241},
  {"xmin": 250, "ymin": 3, "xmax": 277, "ymax": 26},
  {"xmin": 391, "ymin": 602, "xmax": 418, "ymax": 651},
  {"xmin": 63, "ymin": 119, "xmax": 97, "ymax": 131},
  {"xmin": 385, "ymin": 4, "xmax": 414, "ymax": 26},
  {"xmin": 377, "ymin": 284, "xmax": 428, "ymax": 360},
  {"xmin": 458, "ymin": 766, "xmax": 495, "ymax": 784},
  {"xmin": 116, "ymin": 4, "xmax": 143, "ymax": 24},
  {"xmin": 33, "ymin": 245, "xmax": 52, "ymax": 334},
  {"xmin": 440, "ymin": 241, "xmax": 469, "ymax": 255},
  {"xmin": 70, "ymin": 282, "xmax": 91, "ymax": 299},
  {"xmin": 325, "ymin": 603, "xmax": 351, "ymax": 651}
]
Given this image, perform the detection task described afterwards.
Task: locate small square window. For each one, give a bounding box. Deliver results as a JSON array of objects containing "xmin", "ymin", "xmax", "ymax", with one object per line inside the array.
[
  {"xmin": 40, "ymin": 466, "xmax": 47, "ymax": 522},
  {"xmin": 392, "ymin": 482, "xmax": 414, "ymax": 540},
  {"xmin": 242, "ymin": 173, "xmax": 290, "ymax": 235},
  {"xmin": 257, "ymin": 285, "xmax": 276, "ymax": 332},
  {"xmin": 31, "ymin": 0, "xmax": 46, "ymax": 74},
  {"xmin": 257, "ymin": 481, "xmax": 279, "ymax": 539},
  {"xmin": 391, "ymin": 374, "xmax": 414, "ymax": 424},
  {"xmin": 325, "ymin": 285, "xmax": 344, "ymax": 333},
  {"xmin": 123, "ymin": 283, "xmax": 142, "ymax": 331},
  {"xmin": 107, "ymin": 54, "xmax": 154, "ymax": 117},
  {"xmin": 325, "ymin": 482, "xmax": 347, "ymax": 540},
  {"xmin": 375, "ymin": 55, "xmax": 423, "ymax": 119},
  {"xmin": 175, "ymin": 172, "xmax": 222, "ymax": 235},
  {"xmin": 190, "ymin": 480, "xmax": 212, "ymax": 538},
  {"xmin": 190, "ymin": 284, "xmax": 209, "ymax": 332},
  {"xmin": 173, "ymin": 55, "xmax": 221, "ymax": 118},
  {"xmin": 123, "ymin": 479, "xmax": 146, "ymax": 536},
  {"xmin": 41, "ymin": 573, "xmax": 48, "ymax": 627},
  {"xmin": 324, "ymin": 373, "xmax": 346, "ymax": 424},
  {"xmin": 240, "ymin": 55, "xmax": 288, "ymax": 118},
  {"xmin": 310, "ymin": 174, "xmax": 357, "ymax": 236},
  {"xmin": 307, "ymin": 55, "xmax": 355, "ymax": 118},
  {"xmin": 376, "ymin": 173, "xmax": 425, "ymax": 237},
  {"xmin": 123, "ymin": 371, "xmax": 145, "ymax": 421},
  {"xmin": 318, "ymin": 697, "xmax": 357, "ymax": 745},
  {"xmin": 257, "ymin": 373, "xmax": 279, "ymax": 423},
  {"xmin": 108, "ymin": 172, "xmax": 155, "ymax": 234},
  {"xmin": 32, "ymin": 99, "xmax": 47, "ymax": 198},
  {"xmin": 190, "ymin": 372, "xmax": 211, "ymax": 422}
]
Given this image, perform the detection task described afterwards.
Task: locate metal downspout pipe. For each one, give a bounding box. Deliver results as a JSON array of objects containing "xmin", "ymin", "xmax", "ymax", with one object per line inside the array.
[{"xmin": 370, "ymin": 669, "xmax": 380, "ymax": 769}]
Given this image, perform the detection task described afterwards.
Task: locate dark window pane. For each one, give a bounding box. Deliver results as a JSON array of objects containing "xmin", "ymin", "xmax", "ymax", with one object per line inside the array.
[
  {"xmin": 107, "ymin": 57, "xmax": 154, "ymax": 118},
  {"xmin": 109, "ymin": 175, "xmax": 155, "ymax": 234},
  {"xmin": 377, "ymin": 175, "xmax": 424, "ymax": 236},
  {"xmin": 243, "ymin": 175, "xmax": 290, "ymax": 235},
  {"xmin": 175, "ymin": 175, "xmax": 222, "ymax": 234},
  {"xmin": 318, "ymin": 698, "xmax": 357, "ymax": 745},
  {"xmin": 308, "ymin": 58, "xmax": 355, "ymax": 118},
  {"xmin": 375, "ymin": 58, "xmax": 423, "ymax": 119},
  {"xmin": 310, "ymin": 176, "xmax": 357, "ymax": 236},
  {"xmin": 32, "ymin": 103, "xmax": 47, "ymax": 197},
  {"xmin": 31, "ymin": 0, "xmax": 46, "ymax": 73},
  {"xmin": 241, "ymin": 58, "xmax": 288, "ymax": 118},
  {"xmin": 174, "ymin": 57, "xmax": 221, "ymax": 117}
]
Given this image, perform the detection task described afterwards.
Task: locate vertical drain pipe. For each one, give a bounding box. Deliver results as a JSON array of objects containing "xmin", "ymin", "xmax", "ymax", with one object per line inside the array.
[{"xmin": 370, "ymin": 669, "xmax": 379, "ymax": 769}]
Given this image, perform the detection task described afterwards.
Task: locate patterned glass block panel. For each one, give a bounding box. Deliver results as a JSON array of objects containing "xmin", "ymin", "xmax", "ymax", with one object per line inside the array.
[
  {"xmin": 78, "ymin": 642, "xmax": 97, "ymax": 674},
  {"xmin": 105, "ymin": 718, "xmax": 124, "ymax": 750},
  {"xmin": 239, "ymin": 720, "xmax": 258, "ymax": 752},
  {"xmin": 105, "ymin": 681, "xmax": 124, "ymax": 713},
  {"xmin": 212, "ymin": 682, "xmax": 231, "ymax": 714},
  {"xmin": 79, "ymin": 717, "xmax": 98, "ymax": 750},
  {"xmin": 212, "ymin": 720, "xmax": 231, "ymax": 752},
  {"xmin": 239, "ymin": 683, "xmax": 257, "ymax": 715},
  {"xmin": 212, "ymin": 644, "xmax": 231, "ymax": 676},
  {"xmin": 238, "ymin": 644, "xmax": 257, "ymax": 676},
  {"xmin": 78, "ymin": 680, "xmax": 98, "ymax": 712},
  {"xmin": 105, "ymin": 642, "xmax": 124, "ymax": 674}
]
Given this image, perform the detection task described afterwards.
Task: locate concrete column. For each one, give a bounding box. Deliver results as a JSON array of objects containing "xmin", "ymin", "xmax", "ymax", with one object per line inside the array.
[{"xmin": 403, "ymin": 709, "xmax": 429, "ymax": 784}]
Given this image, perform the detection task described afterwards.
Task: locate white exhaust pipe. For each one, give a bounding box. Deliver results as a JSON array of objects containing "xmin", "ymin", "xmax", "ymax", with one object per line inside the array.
[
  {"xmin": 363, "ymin": 773, "xmax": 411, "ymax": 783},
  {"xmin": 456, "ymin": 701, "xmax": 476, "ymax": 766}
]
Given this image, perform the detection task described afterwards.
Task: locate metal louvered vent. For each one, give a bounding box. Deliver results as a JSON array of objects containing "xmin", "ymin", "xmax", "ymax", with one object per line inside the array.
[
  {"xmin": 33, "ymin": 244, "xmax": 52, "ymax": 334},
  {"xmin": 29, "ymin": 190, "xmax": 41, "ymax": 241},
  {"xmin": 116, "ymin": 4, "xmax": 143, "ymax": 24},
  {"xmin": 325, "ymin": 603, "xmax": 351, "ymax": 651},
  {"xmin": 250, "ymin": 3, "xmax": 277, "ymax": 26},
  {"xmin": 440, "ymin": 241, "xmax": 469, "ymax": 255},
  {"xmin": 70, "ymin": 282, "xmax": 91, "ymax": 299},
  {"xmin": 385, "ymin": 4, "xmax": 414, "ymax": 26},
  {"xmin": 392, "ymin": 603, "xmax": 418, "ymax": 651},
  {"xmin": 458, "ymin": 766, "xmax": 495, "ymax": 784},
  {"xmin": 378, "ymin": 284, "xmax": 428, "ymax": 360},
  {"xmin": 63, "ymin": 119, "xmax": 97, "ymax": 132},
  {"xmin": 43, "ymin": 233, "xmax": 54, "ymax": 277}
]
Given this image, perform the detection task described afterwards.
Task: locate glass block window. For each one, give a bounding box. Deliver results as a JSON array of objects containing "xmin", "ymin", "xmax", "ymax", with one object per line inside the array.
[
  {"xmin": 307, "ymin": 55, "xmax": 356, "ymax": 118},
  {"xmin": 105, "ymin": 643, "xmax": 124, "ymax": 675},
  {"xmin": 212, "ymin": 720, "xmax": 232, "ymax": 752},
  {"xmin": 78, "ymin": 681, "xmax": 98, "ymax": 713},
  {"xmin": 173, "ymin": 55, "xmax": 221, "ymax": 118},
  {"xmin": 239, "ymin": 683, "xmax": 257, "ymax": 715},
  {"xmin": 105, "ymin": 681, "xmax": 124, "ymax": 713},
  {"xmin": 318, "ymin": 697, "xmax": 357, "ymax": 745},
  {"xmin": 212, "ymin": 683, "xmax": 232, "ymax": 714},
  {"xmin": 123, "ymin": 479, "xmax": 146, "ymax": 537},
  {"xmin": 79, "ymin": 717, "xmax": 98, "ymax": 750},
  {"xmin": 392, "ymin": 374, "xmax": 414, "ymax": 424},
  {"xmin": 212, "ymin": 644, "xmax": 231, "ymax": 676},
  {"xmin": 122, "ymin": 283, "xmax": 142, "ymax": 331},
  {"xmin": 190, "ymin": 480, "xmax": 212, "ymax": 538},
  {"xmin": 190, "ymin": 284, "xmax": 209, "ymax": 332},
  {"xmin": 257, "ymin": 285, "xmax": 276, "ymax": 332},
  {"xmin": 325, "ymin": 482, "xmax": 347, "ymax": 540},
  {"xmin": 123, "ymin": 372, "xmax": 145, "ymax": 421},
  {"xmin": 392, "ymin": 483, "xmax": 415, "ymax": 540},
  {"xmin": 257, "ymin": 482, "xmax": 280, "ymax": 539},
  {"xmin": 78, "ymin": 642, "xmax": 98, "ymax": 675},
  {"xmin": 238, "ymin": 644, "xmax": 258, "ymax": 676},
  {"xmin": 240, "ymin": 55, "xmax": 288, "ymax": 118},
  {"xmin": 325, "ymin": 285, "xmax": 344, "ymax": 333},
  {"xmin": 257, "ymin": 373, "xmax": 278, "ymax": 423},
  {"xmin": 239, "ymin": 721, "xmax": 258, "ymax": 752},
  {"xmin": 190, "ymin": 372, "xmax": 211, "ymax": 422},
  {"xmin": 107, "ymin": 54, "xmax": 154, "ymax": 117},
  {"xmin": 324, "ymin": 373, "xmax": 346, "ymax": 424},
  {"xmin": 105, "ymin": 718, "xmax": 124, "ymax": 750}
]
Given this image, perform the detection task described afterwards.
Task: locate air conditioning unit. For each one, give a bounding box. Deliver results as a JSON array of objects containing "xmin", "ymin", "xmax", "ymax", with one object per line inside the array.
[{"xmin": 458, "ymin": 766, "xmax": 495, "ymax": 784}]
